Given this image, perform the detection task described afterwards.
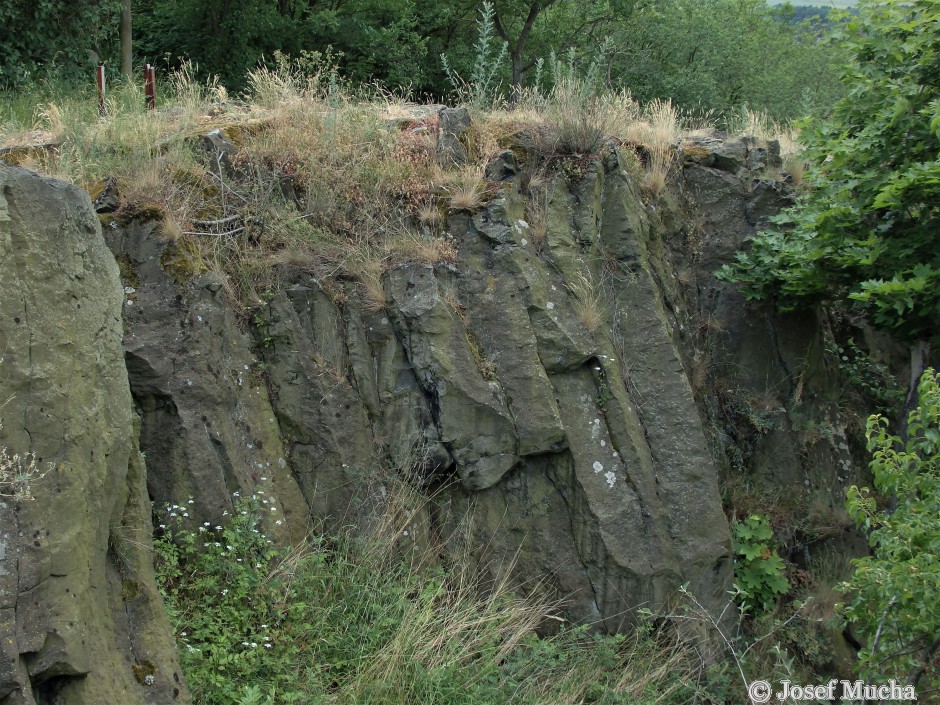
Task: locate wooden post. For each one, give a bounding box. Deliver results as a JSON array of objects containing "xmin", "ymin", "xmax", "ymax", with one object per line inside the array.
[
  {"xmin": 96, "ymin": 65, "xmax": 107, "ymax": 116},
  {"xmin": 145, "ymin": 64, "xmax": 156, "ymax": 110}
]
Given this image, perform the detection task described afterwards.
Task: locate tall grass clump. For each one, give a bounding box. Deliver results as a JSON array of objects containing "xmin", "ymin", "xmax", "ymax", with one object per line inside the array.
[
  {"xmin": 1, "ymin": 64, "xmax": 220, "ymax": 224},
  {"xmin": 544, "ymin": 77, "xmax": 618, "ymax": 156},
  {"xmin": 155, "ymin": 482, "xmax": 718, "ymax": 705},
  {"xmin": 567, "ymin": 268, "xmax": 608, "ymax": 334},
  {"xmin": 618, "ymin": 99, "xmax": 681, "ymax": 195},
  {"xmin": 517, "ymin": 47, "xmax": 631, "ymax": 159}
]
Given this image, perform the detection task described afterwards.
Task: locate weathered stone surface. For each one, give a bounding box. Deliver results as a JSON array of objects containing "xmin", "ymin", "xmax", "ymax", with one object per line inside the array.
[
  {"xmin": 0, "ymin": 165, "xmax": 186, "ymax": 705},
  {"xmin": 256, "ymin": 285, "xmax": 379, "ymax": 526},
  {"xmin": 199, "ymin": 128, "xmax": 239, "ymax": 175},
  {"xmin": 746, "ymin": 179, "xmax": 794, "ymax": 227},
  {"xmin": 436, "ymin": 107, "xmax": 472, "ymax": 167},
  {"xmin": 105, "ymin": 220, "xmax": 307, "ymax": 544},
  {"xmin": 91, "ymin": 133, "xmax": 864, "ymax": 646},
  {"xmin": 666, "ymin": 141, "xmax": 862, "ymax": 537},
  {"xmin": 386, "ymin": 265, "xmax": 519, "ymax": 490}
]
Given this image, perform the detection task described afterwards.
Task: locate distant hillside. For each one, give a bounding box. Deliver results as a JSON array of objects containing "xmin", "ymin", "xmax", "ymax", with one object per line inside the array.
[
  {"xmin": 770, "ymin": 2, "xmax": 858, "ymax": 24},
  {"xmin": 769, "ymin": 0, "xmax": 855, "ymax": 6}
]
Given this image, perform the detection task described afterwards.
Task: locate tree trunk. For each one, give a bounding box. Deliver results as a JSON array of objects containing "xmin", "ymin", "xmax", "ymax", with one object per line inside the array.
[
  {"xmin": 896, "ymin": 339, "xmax": 932, "ymax": 447},
  {"xmin": 510, "ymin": 51, "xmax": 524, "ymax": 103},
  {"xmin": 494, "ymin": 1, "xmax": 555, "ymax": 104},
  {"xmin": 906, "ymin": 339, "xmax": 931, "ymax": 409},
  {"xmin": 120, "ymin": 0, "xmax": 132, "ymax": 77}
]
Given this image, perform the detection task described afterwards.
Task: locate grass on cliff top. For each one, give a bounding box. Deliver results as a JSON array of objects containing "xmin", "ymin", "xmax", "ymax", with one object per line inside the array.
[
  {"xmin": 155, "ymin": 481, "xmax": 721, "ymax": 705},
  {"xmin": 0, "ymin": 59, "xmax": 800, "ymax": 311}
]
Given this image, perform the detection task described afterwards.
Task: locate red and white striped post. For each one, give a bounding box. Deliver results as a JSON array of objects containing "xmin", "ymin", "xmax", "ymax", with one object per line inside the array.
[
  {"xmin": 96, "ymin": 64, "xmax": 107, "ymax": 116},
  {"xmin": 144, "ymin": 64, "xmax": 156, "ymax": 110}
]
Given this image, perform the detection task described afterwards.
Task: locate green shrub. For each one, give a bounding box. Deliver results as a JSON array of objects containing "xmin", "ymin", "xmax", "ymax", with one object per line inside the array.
[
  {"xmin": 828, "ymin": 337, "xmax": 904, "ymax": 414},
  {"xmin": 839, "ymin": 368, "xmax": 940, "ymax": 691},
  {"xmin": 731, "ymin": 514, "xmax": 790, "ymax": 614}
]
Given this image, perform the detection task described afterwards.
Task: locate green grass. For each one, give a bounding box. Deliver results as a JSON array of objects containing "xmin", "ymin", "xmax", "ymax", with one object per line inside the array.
[{"xmin": 155, "ymin": 488, "xmax": 719, "ymax": 705}]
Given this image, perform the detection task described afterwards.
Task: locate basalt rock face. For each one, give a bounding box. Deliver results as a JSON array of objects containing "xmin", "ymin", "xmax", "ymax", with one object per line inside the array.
[
  {"xmin": 107, "ymin": 139, "xmax": 801, "ymax": 632},
  {"xmin": 0, "ymin": 167, "xmax": 187, "ymax": 705},
  {"xmin": 0, "ymin": 128, "xmax": 875, "ymax": 701}
]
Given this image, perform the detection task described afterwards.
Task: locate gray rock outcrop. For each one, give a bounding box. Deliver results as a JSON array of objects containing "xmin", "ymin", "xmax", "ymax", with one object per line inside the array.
[{"xmin": 0, "ymin": 166, "xmax": 186, "ymax": 705}]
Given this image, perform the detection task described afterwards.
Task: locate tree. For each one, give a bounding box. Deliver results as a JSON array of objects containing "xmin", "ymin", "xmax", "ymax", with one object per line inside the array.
[
  {"xmin": 134, "ymin": 0, "xmax": 430, "ymax": 91},
  {"xmin": 0, "ymin": 0, "xmax": 122, "ymax": 86},
  {"xmin": 607, "ymin": 0, "xmax": 844, "ymax": 120},
  {"xmin": 717, "ymin": 0, "xmax": 940, "ymax": 397},
  {"xmin": 120, "ymin": 0, "xmax": 132, "ymax": 76},
  {"xmin": 839, "ymin": 369, "xmax": 940, "ymax": 692}
]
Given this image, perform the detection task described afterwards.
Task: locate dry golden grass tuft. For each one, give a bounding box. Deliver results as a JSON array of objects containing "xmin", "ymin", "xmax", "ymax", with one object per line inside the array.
[
  {"xmin": 567, "ymin": 269, "xmax": 607, "ymax": 334},
  {"xmin": 119, "ymin": 159, "xmax": 164, "ymax": 208},
  {"xmin": 415, "ymin": 200, "xmax": 446, "ymax": 231},
  {"xmin": 529, "ymin": 215, "xmax": 548, "ymax": 253},
  {"xmin": 543, "ymin": 78, "xmax": 618, "ymax": 156},
  {"xmin": 356, "ymin": 256, "xmax": 388, "ymax": 312},
  {"xmin": 158, "ymin": 214, "xmax": 184, "ymax": 242},
  {"xmin": 777, "ymin": 129, "xmax": 807, "ymax": 186},
  {"xmin": 783, "ymin": 154, "xmax": 807, "ymax": 186},
  {"xmin": 445, "ymin": 166, "xmax": 486, "ymax": 211},
  {"xmin": 732, "ymin": 107, "xmax": 780, "ymax": 141},
  {"xmin": 389, "ymin": 232, "xmax": 458, "ymax": 265},
  {"xmin": 524, "ymin": 191, "xmax": 550, "ymax": 253},
  {"xmin": 616, "ymin": 99, "xmax": 680, "ymax": 196}
]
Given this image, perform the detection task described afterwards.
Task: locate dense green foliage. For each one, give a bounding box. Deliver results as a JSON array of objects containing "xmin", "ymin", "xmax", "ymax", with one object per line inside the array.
[
  {"xmin": 839, "ymin": 369, "xmax": 940, "ymax": 691},
  {"xmin": 133, "ymin": 0, "xmax": 432, "ymax": 90},
  {"xmin": 155, "ymin": 490, "xmax": 712, "ymax": 705},
  {"xmin": 608, "ymin": 0, "xmax": 843, "ymax": 119},
  {"xmin": 1, "ymin": 0, "xmax": 844, "ymax": 121},
  {"xmin": 0, "ymin": 0, "xmax": 122, "ymax": 85},
  {"xmin": 718, "ymin": 0, "xmax": 940, "ymax": 344}
]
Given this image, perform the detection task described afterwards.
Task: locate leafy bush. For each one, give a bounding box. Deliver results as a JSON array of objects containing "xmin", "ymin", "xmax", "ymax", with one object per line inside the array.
[
  {"xmin": 155, "ymin": 489, "xmax": 716, "ymax": 705},
  {"xmin": 717, "ymin": 0, "xmax": 940, "ymax": 345},
  {"xmin": 731, "ymin": 514, "xmax": 790, "ymax": 614},
  {"xmin": 828, "ymin": 337, "xmax": 904, "ymax": 414},
  {"xmin": 839, "ymin": 369, "xmax": 940, "ymax": 691}
]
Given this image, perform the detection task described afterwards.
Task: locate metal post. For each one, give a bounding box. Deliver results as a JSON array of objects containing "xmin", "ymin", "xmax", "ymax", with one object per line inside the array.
[
  {"xmin": 145, "ymin": 64, "xmax": 156, "ymax": 110},
  {"xmin": 96, "ymin": 65, "xmax": 107, "ymax": 116}
]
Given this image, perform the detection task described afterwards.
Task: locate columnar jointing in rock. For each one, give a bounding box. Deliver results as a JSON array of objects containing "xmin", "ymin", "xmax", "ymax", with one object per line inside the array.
[
  {"xmin": 103, "ymin": 133, "xmax": 827, "ymax": 646},
  {"xmin": 382, "ymin": 150, "xmax": 733, "ymax": 630},
  {"xmin": 0, "ymin": 127, "xmax": 875, "ymax": 702}
]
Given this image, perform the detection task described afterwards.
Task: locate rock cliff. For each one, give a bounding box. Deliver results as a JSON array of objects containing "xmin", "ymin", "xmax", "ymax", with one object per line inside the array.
[
  {"xmin": 103, "ymin": 129, "xmax": 863, "ymax": 635},
  {"xmin": 0, "ymin": 166, "xmax": 186, "ymax": 705},
  {"xmin": 0, "ymin": 123, "xmax": 875, "ymax": 703}
]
